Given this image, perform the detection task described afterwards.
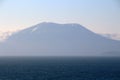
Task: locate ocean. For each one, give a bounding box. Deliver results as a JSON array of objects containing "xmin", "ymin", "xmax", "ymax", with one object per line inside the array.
[{"xmin": 0, "ymin": 57, "xmax": 120, "ymax": 80}]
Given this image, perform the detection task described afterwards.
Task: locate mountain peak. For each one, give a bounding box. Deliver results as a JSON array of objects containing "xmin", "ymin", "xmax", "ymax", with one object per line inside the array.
[
  {"xmin": 19, "ymin": 22, "xmax": 88, "ymax": 34},
  {"xmin": 35, "ymin": 22, "xmax": 83, "ymax": 28}
]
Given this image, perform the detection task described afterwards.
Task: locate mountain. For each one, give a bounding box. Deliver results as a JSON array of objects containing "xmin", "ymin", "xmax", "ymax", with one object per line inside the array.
[{"xmin": 0, "ymin": 22, "xmax": 120, "ymax": 56}]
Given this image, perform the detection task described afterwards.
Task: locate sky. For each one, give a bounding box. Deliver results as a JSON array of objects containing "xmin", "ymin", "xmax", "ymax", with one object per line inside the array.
[{"xmin": 0, "ymin": 0, "xmax": 120, "ymax": 34}]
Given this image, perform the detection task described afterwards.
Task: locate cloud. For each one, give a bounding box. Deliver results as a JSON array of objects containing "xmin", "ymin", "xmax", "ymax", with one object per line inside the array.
[
  {"xmin": 0, "ymin": 31, "xmax": 14, "ymax": 42},
  {"xmin": 101, "ymin": 33, "xmax": 120, "ymax": 41}
]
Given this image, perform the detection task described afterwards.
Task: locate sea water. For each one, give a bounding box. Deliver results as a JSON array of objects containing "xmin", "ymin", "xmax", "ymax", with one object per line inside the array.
[{"xmin": 0, "ymin": 56, "xmax": 120, "ymax": 80}]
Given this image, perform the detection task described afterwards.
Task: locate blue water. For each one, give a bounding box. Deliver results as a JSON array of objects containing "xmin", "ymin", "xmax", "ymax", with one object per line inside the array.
[{"xmin": 0, "ymin": 57, "xmax": 120, "ymax": 80}]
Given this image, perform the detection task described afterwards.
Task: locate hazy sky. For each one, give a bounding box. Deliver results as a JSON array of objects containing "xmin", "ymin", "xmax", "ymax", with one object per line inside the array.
[{"xmin": 0, "ymin": 0, "xmax": 120, "ymax": 33}]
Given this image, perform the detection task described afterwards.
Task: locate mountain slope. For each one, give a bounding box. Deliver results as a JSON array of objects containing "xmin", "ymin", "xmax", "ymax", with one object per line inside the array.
[{"xmin": 0, "ymin": 22, "xmax": 120, "ymax": 56}]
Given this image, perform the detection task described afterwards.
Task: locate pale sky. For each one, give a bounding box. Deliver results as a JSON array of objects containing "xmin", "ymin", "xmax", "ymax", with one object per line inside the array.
[{"xmin": 0, "ymin": 0, "xmax": 120, "ymax": 33}]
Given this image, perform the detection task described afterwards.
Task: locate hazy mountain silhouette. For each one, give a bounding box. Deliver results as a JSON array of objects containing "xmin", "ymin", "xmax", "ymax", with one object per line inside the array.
[{"xmin": 0, "ymin": 22, "xmax": 120, "ymax": 56}]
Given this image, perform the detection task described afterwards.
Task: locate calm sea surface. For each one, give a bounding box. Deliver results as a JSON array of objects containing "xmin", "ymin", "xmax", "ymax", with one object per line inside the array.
[{"xmin": 0, "ymin": 56, "xmax": 120, "ymax": 80}]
